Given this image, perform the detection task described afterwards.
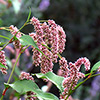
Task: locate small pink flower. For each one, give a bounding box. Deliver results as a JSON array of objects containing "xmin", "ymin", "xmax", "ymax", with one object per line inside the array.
[
  {"xmin": 98, "ymin": 67, "xmax": 100, "ymax": 72},
  {"xmin": 57, "ymin": 25, "xmax": 66, "ymax": 53},
  {"xmin": 9, "ymin": 25, "xmax": 21, "ymax": 38},
  {"xmin": 9, "ymin": 25, "xmax": 22, "ymax": 49},
  {"xmin": 19, "ymin": 71, "xmax": 34, "ymax": 81},
  {"xmin": 30, "ymin": 17, "xmax": 43, "ymax": 36},
  {"xmin": 59, "ymin": 57, "xmax": 69, "ymax": 77},
  {"xmin": 30, "ymin": 16, "xmax": 66, "ymax": 74},
  {"xmin": 75, "ymin": 57, "xmax": 90, "ymax": 71},
  {"xmin": 60, "ymin": 57, "xmax": 90, "ymax": 98},
  {"xmin": 0, "ymin": 50, "xmax": 7, "ymax": 74},
  {"xmin": 19, "ymin": 72, "xmax": 37, "ymax": 99}
]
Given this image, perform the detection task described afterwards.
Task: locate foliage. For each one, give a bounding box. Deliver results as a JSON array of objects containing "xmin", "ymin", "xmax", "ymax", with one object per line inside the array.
[
  {"xmin": 0, "ymin": 0, "xmax": 100, "ymax": 100},
  {"xmin": 33, "ymin": 72, "xmax": 64, "ymax": 92},
  {"xmin": 0, "ymin": 13, "xmax": 100, "ymax": 100}
]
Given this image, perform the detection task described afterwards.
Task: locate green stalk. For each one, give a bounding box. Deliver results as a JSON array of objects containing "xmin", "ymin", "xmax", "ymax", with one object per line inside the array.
[
  {"xmin": 7, "ymin": 53, "xmax": 21, "ymax": 84},
  {"xmin": 66, "ymin": 76, "xmax": 76, "ymax": 100},
  {"xmin": 65, "ymin": 72, "xmax": 100, "ymax": 99},
  {"xmin": 21, "ymin": 45, "xmax": 30, "ymax": 53},
  {"xmin": 0, "ymin": 35, "xmax": 10, "ymax": 40},
  {"xmin": 0, "ymin": 95, "xmax": 4, "ymax": 100},
  {"xmin": 0, "ymin": 9, "xmax": 31, "ymax": 51},
  {"xmin": 0, "ymin": 27, "xmax": 10, "ymax": 31},
  {"xmin": 0, "ymin": 53, "xmax": 21, "ymax": 100},
  {"xmin": 0, "ymin": 42, "xmax": 10, "ymax": 51},
  {"xmin": 41, "ymin": 43, "xmax": 62, "ymax": 59},
  {"xmin": 90, "ymin": 73, "xmax": 100, "ymax": 78},
  {"xmin": 19, "ymin": 9, "xmax": 31, "ymax": 31}
]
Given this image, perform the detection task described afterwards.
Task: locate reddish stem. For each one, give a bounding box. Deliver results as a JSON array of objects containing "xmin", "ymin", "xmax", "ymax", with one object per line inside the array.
[
  {"xmin": 87, "ymin": 73, "xmax": 92, "ymax": 78},
  {"xmin": 9, "ymin": 37, "xmax": 14, "ymax": 43},
  {"xmin": 2, "ymin": 88, "xmax": 8, "ymax": 96}
]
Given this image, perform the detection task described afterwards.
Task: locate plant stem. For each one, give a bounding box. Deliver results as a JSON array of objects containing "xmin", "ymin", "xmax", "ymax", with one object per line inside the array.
[
  {"xmin": 66, "ymin": 76, "xmax": 76, "ymax": 100},
  {"xmin": 7, "ymin": 52, "xmax": 21, "ymax": 84},
  {"xmin": 66, "ymin": 73, "xmax": 100, "ymax": 99},
  {"xmin": 0, "ymin": 42, "xmax": 10, "ymax": 51},
  {"xmin": 0, "ymin": 16, "xmax": 29, "ymax": 51},
  {"xmin": 0, "ymin": 27, "xmax": 10, "ymax": 31},
  {"xmin": 0, "ymin": 95, "xmax": 3, "ymax": 100},
  {"xmin": 90, "ymin": 73, "xmax": 100, "ymax": 78},
  {"xmin": 0, "ymin": 53, "xmax": 21, "ymax": 100},
  {"xmin": 19, "ymin": 8, "xmax": 31, "ymax": 31},
  {"xmin": 21, "ymin": 45, "xmax": 30, "ymax": 53},
  {"xmin": 41, "ymin": 43, "xmax": 62, "ymax": 59},
  {"xmin": 0, "ymin": 35, "xmax": 10, "ymax": 40}
]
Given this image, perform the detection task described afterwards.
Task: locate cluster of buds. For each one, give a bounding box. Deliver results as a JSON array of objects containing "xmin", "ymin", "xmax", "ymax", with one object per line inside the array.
[
  {"xmin": 59, "ymin": 57, "xmax": 90, "ymax": 99},
  {"xmin": 0, "ymin": 50, "xmax": 7, "ymax": 74},
  {"xmin": 19, "ymin": 71, "xmax": 34, "ymax": 81},
  {"xmin": 19, "ymin": 72, "xmax": 37, "ymax": 100},
  {"xmin": 98, "ymin": 67, "xmax": 100, "ymax": 72},
  {"xmin": 9, "ymin": 25, "xmax": 21, "ymax": 38},
  {"xmin": 9, "ymin": 25, "xmax": 22, "ymax": 49},
  {"xmin": 30, "ymin": 17, "xmax": 66, "ymax": 74}
]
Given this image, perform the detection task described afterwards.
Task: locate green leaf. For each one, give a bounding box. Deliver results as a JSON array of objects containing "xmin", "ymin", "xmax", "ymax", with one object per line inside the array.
[
  {"xmin": 0, "ymin": 35, "xmax": 10, "ymax": 40},
  {"xmin": 35, "ymin": 89, "xmax": 59, "ymax": 100},
  {"xmin": 5, "ymin": 80, "xmax": 59, "ymax": 100},
  {"xmin": 0, "ymin": 62, "xmax": 8, "ymax": 69},
  {"xmin": 91, "ymin": 61, "xmax": 100, "ymax": 72},
  {"xmin": 19, "ymin": 35, "xmax": 38, "ymax": 49},
  {"xmin": 19, "ymin": 35, "xmax": 48, "ymax": 59},
  {"xmin": 33, "ymin": 71, "xmax": 64, "ymax": 92}
]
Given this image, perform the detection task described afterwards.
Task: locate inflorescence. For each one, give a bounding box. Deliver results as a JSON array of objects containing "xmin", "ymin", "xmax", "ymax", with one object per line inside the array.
[{"xmin": 0, "ymin": 16, "xmax": 100, "ymax": 100}]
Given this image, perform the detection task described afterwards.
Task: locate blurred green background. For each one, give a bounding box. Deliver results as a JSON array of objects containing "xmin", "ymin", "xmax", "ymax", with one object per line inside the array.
[{"xmin": 0, "ymin": 0, "xmax": 100, "ymax": 100}]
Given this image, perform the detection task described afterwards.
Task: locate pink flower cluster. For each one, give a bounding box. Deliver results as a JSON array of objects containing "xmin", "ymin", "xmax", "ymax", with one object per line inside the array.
[
  {"xmin": 98, "ymin": 67, "xmax": 100, "ymax": 72},
  {"xmin": 26, "ymin": 91, "xmax": 37, "ymax": 100},
  {"xmin": 59, "ymin": 57, "xmax": 90, "ymax": 99},
  {"xmin": 0, "ymin": 50, "xmax": 7, "ymax": 74},
  {"xmin": 9, "ymin": 25, "xmax": 21, "ymax": 38},
  {"xmin": 19, "ymin": 72, "xmax": 37, "ymax": 100},
  {"xmin": 9, "ymin": 25, "xmax": 22, "ymax": 49},
  {"xmin": 19, "ymin": 71, "xmax": 34, "ymax": 81},
  {"xmin": 75, "ymin": 57, "xmax": 90, "ymax": 71},
  {"xmin": 59, "ymin": 57, "xmax": 69, "ymax": 77},
  {"xmin": 30, "ymin": 17, "xmax": 66, "ymax": 74}
]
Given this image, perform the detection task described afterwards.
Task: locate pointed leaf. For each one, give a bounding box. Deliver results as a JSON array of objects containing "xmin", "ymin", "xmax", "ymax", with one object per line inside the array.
[
  {"xmin": 19, "ymin": 35, "xmax": 48, "ymax": 59},
  {"xmin": 0, "ymin": 62, "xmax": 8, "ymax": 69},
  {"xmin": 0, "ymin": 35, "xmax": 10, "ymax": 40},
  {"xmin": 35, "ymin": 89, "xmax": 59, "ymax": 100},
  {"xmin": 91, "ymin": 61, "xmax": 100, "ymax": 72},
  {"xmin": 19, "ymin": 35, "xmax": 38, "ymax": 49},
  {"xmin": 33, "ymin": 71, "xmax": 64, "ymax": 92},
  {"xmin": 4, "ymin": 80, "xmax": 59, "ymax": 100}
]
